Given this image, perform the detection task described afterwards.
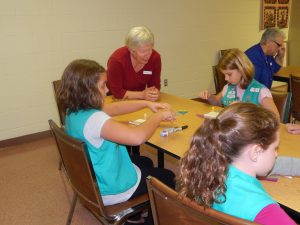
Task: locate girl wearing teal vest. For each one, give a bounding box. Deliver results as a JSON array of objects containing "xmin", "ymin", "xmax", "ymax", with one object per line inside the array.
[
  {"xmin": 176, "ymin": 103, "xmax": 296, "ymax": 224},
  {"xmin": 199, "ymin": 48, "xmax": 279, "ymax": 117},
  {"xmin": 57, "ymin": 59, "xmax": 175, "ymax": 224}
]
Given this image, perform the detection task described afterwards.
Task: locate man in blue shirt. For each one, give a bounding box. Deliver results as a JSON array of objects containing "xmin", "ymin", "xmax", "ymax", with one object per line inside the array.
[{"xmin": 245, "ymin": 28, "xmax": 286, "ymax": 89}]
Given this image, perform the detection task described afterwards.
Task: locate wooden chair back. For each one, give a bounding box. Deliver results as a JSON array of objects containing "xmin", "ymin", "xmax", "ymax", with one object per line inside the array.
[
  {"xmin": 146, "ymin": 176, "xmax": 257, "ymax": 225},
  {"xmin": 289, "ymin": 74, "xmax": 300, "ymax": 122},
  {"xmin": 212, "ymin": 65, "xmax": 226, "ymax": 94},
  {"xmin": 271, "ymin": 91, "xmax": 292, "ymax": 123},
  {"xmin": 219, "ymin": 49, "xmax": 233, "ymax": 59},
  {"xmin": 49, "ymin": 119, "xmax": 149, "ymax": 225},
  {"xmin": 52, "ymin": 80, "xmax": 65, "ymax": 127}
]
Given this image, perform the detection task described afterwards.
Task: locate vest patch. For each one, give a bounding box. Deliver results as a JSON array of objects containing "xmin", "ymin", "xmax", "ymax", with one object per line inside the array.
[{"xmin": 250, "ymin": 87, "xmax": 260, "ymax": 92}]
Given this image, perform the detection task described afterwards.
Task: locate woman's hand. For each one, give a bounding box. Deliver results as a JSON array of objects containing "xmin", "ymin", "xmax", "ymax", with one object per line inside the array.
[{"xmin": 144, "ymin": 86, "xmax": 159, "ymax": 101}]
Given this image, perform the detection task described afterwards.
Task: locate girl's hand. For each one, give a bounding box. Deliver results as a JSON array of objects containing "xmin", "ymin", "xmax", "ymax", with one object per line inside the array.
[
  {"xmin": 199, "ymin": 90, "xmax": 211, "ymax": 100},
  {"xmin": 147, "ymin": 102, "xmax": 170, "ymax": 112},
  {"xmin": 158, "ymin": 110, "xmax": 176, "ymax": 122},
  {"xmin": 286, "ymin": 123, "xmax": 300, "ymax": 134}
]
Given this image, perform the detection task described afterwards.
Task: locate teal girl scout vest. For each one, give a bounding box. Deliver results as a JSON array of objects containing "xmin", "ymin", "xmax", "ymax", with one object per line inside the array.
[{"xmin": 221, "ymin": 79, "xmax": 264, "ymax": 106}]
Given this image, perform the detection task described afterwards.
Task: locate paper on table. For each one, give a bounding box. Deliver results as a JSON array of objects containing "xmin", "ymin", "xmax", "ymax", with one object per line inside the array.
[
  {"xmin": 128, "ymin": 119, "xmax": 146, "ymax": 126},
  {"xmin": 203, "ymin": 111, "xmax": 219, "ymax": 119}
]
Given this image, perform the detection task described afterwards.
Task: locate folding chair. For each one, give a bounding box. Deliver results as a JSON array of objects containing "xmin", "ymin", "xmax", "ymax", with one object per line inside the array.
[
  {"xmin": 146, "ymin": 176, "xmax": 258, "ymax": 225},
  {"xmin": 49, "ymin": 119, "xmax": 149, "ymax": 225},
  {"xmin": 212, "ymin": 65, "xmax": 226, "ymax": 94},
  {"xmin": 52, "ymin": 80, "xmax": 65, "ymax": 170},
  {"xmin": 52, "ymin": 80, "xmax": 65, "ymax": 127},
  {"xmin": 289, "ymin": 74, "xmax": 300, "ymax": 123},
  {"xmin": 219, "ymin": 49, "xmax": 233, "ymax": 59},
  {"xmin": 271, "ymin": 90, "xmax": 292, "ymax": 123}
]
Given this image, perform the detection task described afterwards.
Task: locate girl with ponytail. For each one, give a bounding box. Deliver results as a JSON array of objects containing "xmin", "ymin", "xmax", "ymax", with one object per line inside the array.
[{"xmin": 176, "ymin": 103, "xmax": 296, "ymax": 225}]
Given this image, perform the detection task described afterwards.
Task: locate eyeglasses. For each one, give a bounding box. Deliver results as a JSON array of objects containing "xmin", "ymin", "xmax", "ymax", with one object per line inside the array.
[{"xmin": 272, "ymin": 40, "xmax": 282, "ymax": 47}]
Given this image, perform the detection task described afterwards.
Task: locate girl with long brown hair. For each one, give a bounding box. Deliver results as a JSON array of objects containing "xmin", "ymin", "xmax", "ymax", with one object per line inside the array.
[
  {"xmin": 177, "ymin": 103, "xmax": 295, "ymax": 225},
  {"xmin": 57, "ymin": 59, "xmax": 175, "ymax": 224}
]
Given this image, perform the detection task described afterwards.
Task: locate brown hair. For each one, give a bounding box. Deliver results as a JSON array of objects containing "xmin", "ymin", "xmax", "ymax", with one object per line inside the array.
[
  {"xmin": 176, "ymin": 103, "xmax": 279, "ymax": 207},
  {"xmin": 218, "ymin": 48, "xmax": 254, "ymax": 89},
  {"xmin": 57, "ymin": 59, "xmax": 106, "ymax": 117}
]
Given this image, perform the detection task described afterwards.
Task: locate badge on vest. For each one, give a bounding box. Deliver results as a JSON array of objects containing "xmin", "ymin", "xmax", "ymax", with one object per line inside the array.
[
  {"xmin": 143, "ymin": 70, "xmax": 152, "ymax": 75},
  {"xmin": 227, "ymin": 90, "xmax": 236, "ymax": 99},
  {"xmin": 250, "ymin": 87, "xmax": 260, "ymax": 92}
]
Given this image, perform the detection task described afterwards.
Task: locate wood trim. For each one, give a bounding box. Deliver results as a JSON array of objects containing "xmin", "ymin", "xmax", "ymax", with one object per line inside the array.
[{"xmin": 0, "ymin": 130, "xmax": 52, "ymax": 148}]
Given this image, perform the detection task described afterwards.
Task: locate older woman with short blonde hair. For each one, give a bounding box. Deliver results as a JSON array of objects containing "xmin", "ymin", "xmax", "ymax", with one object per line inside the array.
[{"xmin": 107, "ymin": 26, "xmax": 161, "ymax": 101}]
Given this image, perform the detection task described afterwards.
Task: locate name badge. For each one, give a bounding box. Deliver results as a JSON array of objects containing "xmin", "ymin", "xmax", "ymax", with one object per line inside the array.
[
  {"xmin": 143, "ymin": 70, "xmax": 152, "ymax": 75},
  {"xmin": 250, "ymin": 87, "xmax": 260, "ymax": 92}
]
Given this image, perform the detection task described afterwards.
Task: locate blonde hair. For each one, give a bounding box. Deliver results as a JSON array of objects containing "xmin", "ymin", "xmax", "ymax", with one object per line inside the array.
[
  {"xmin": 125, "ymin": 26, "xmax": 154, "ymax": 50},
  {"xmin": 218, "ymin": 48, "xmax": 254, "ymax": 89}
]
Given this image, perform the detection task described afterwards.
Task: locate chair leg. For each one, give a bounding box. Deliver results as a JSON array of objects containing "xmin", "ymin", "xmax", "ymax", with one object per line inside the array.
[{"xmin": 66, "ymin": 194, "xmax": 78, "ymax": 225}]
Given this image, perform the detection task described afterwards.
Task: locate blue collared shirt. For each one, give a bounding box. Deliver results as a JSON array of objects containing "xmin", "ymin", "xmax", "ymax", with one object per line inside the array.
[{"xmin": 245, "ymin": 44, "xmax": 281, "ymax": 89}]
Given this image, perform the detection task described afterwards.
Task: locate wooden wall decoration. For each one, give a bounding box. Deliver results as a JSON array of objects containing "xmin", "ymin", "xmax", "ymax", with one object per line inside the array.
[{"xmin": 262, "ymin": 0, "xmax": 291, "ymax": 29}]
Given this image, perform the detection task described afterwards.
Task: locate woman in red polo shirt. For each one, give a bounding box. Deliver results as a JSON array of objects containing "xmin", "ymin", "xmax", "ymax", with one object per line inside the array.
[{"xmin": 107, "ymin": 26, "xmax": 161, "ymax": 102}]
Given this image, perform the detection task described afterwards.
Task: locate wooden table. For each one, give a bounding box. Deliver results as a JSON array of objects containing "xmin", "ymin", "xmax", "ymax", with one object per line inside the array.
[
  {"xmin": 108, "ymin": 93, "xmax": 300, "ymax": 212},
  {"xmin": 109, "ymin": 93, "xmax": 214, "ymax": 165},
  {"xmin": 260, "ymin": 125, "xmax": 300, "ymax": 213},
  {"xmin": 275, "ymin": 66, "xmax": 300, "ymax": 80},
  {"xmin": 274, "ymin": 66, "xmax": 300, "ymax": 91}
]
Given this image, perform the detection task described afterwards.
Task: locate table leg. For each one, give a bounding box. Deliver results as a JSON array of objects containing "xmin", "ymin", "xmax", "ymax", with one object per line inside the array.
[{"xmin": 157, "ymin": 150, "xmax": 164, "ymax": 168}]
